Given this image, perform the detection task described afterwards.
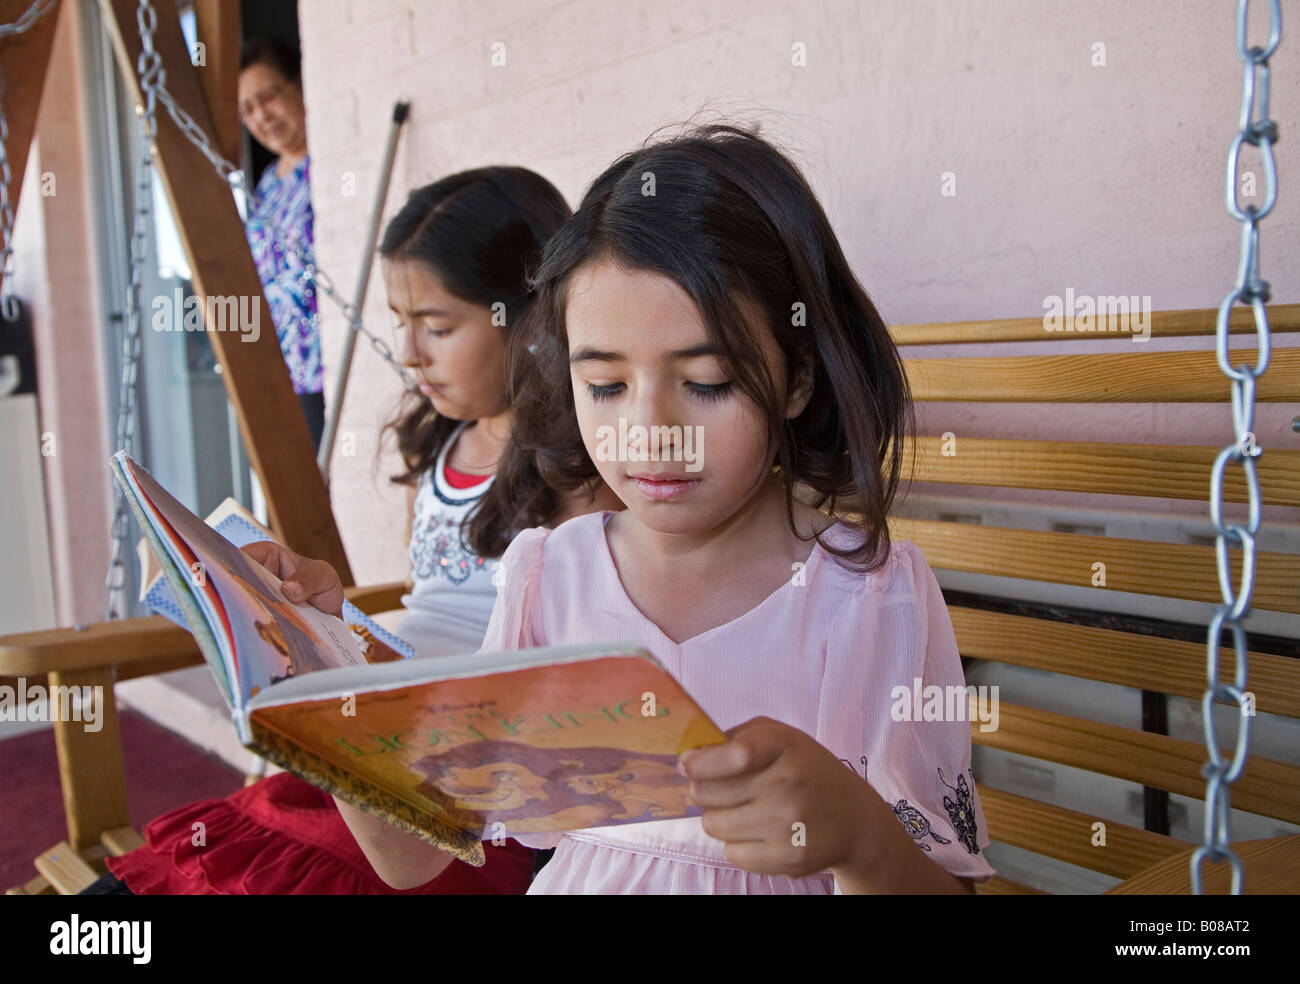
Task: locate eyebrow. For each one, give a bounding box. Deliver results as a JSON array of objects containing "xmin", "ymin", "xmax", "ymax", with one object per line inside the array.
[
  {"xmin": 388, "ymin": 305, "xmax": 454, "ymax": 318},
  {"xmin": 569, "ymin": 342, "xmax": 718, "ymax": 365}
]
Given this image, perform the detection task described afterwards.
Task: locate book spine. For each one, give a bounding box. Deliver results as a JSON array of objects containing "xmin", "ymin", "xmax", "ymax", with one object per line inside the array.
[{"xmin": 232, "ymin": 707, "xmax": 252, "ymax": 746}]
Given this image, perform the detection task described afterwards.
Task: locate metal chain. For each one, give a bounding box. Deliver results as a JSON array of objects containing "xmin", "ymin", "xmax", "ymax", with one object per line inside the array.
[
  {"xmin": 1191, "ymin": 0, "xmax": 1280, "ymax": 895},
  {"xmin": 0, "ymin": 0, "xmax": 61, "ymax": 321},
  {"xmin": 128, "ymin": 0, "xmax": 412, "ymax": 389},
  {"xmin": 0, "ymin": 0, "xmax": 57, "ymax": 39},
  {"xmin": 104, "ymin": 0, "xmax": 162, "ymax": 619}
]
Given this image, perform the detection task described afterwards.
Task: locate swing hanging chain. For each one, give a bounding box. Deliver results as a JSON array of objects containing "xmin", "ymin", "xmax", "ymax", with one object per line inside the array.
[
  {"xmin": 1192, "ymin": 0, "xmax": 1280, "ymax": 896},
  {"xmin": 0, "ymin": 0, "xmax": 62, "ymax": 321},
  {"xmin": 104, "ymin": 0, "xmax": 162, "ymax": 619},
  {"xmin": 127, "ymin": 0, "xmax": 414, "ymax": 389},
  {"xmin": 0, "ymin": 0, "xmax": 58, "ymax": 39}
]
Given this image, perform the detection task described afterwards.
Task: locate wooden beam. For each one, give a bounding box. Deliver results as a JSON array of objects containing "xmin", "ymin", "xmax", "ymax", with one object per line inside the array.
[
  {"xmin": 192, "ymin": 0, "xmax": 240, "ymax": 164},
  {"xmin": 892, "ymin": 302, "xmax": 1300, "ymax": 345},
  {"xmin": 99, "ymin": 0, "xmax": 353, "ymax": 584},
  {"xmin": 0, "ymin": 0, "xmax": 60, "ymax": 298}
]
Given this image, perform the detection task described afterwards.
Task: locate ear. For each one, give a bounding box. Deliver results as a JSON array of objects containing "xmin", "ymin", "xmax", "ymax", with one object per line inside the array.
[{"xmin": 785, "ymin": 360, "xmax": 813, "ymax": 420}]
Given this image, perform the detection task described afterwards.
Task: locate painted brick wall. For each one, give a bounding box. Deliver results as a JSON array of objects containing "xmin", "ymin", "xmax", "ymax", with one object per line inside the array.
[{"xmin": 296, "ymin": 0, "xmax": 1300, "ymax": 586}]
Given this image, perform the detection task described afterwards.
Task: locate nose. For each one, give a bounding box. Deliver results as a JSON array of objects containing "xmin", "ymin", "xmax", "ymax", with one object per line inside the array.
[
  {"xmin": 627, "ymin": 377, "xmax": 684, "ymax": 456},
  {"xmin": 396, "ymin": 327, "xmax": 426, "ymax": 370}
]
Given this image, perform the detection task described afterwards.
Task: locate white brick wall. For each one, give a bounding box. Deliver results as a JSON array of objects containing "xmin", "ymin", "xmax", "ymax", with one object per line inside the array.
[{"xmin": 296, "ymin": 0, "xmax": 1300, "ymax": 587}]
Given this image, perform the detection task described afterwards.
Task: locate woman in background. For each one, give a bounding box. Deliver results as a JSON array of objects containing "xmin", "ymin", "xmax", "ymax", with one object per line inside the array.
[{"xmin": 238, "ymin": 36, "xmax": 325, "ymax": 450}]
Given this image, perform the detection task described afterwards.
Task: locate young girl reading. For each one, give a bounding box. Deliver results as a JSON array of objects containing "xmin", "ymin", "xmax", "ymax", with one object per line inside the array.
[
  {"xmin": 335, "ymin": 122, "xmax": 998, "ymax": 894},
  {"xmin": 94, "ymin": 166, "xmax": 618, "ymax": 895}
]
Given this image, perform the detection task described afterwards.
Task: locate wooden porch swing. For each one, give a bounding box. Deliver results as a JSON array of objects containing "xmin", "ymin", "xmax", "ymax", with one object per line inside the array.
[{"xmin": 1, "ymin": 0, "xmax": 1297, "ymax": 895}]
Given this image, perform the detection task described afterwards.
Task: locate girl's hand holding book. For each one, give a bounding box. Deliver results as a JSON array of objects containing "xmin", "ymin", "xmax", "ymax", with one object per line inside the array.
[
  {"xmin": 239, "ymin": 541, "xmax": 346, "ymax": 618},
  {"xmin": 681, "ymin": 716, "xmax": 903, "ymax": 888}
]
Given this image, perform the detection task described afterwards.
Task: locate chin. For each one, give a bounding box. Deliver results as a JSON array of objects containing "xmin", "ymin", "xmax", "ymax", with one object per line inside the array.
[{"xmin": 622, "ymin": 497, "xmax": 713, "ymax": 536}]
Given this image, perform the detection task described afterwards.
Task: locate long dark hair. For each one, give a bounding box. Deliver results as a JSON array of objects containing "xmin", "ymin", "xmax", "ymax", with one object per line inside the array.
[
  {"xmin": 510, "ymin": 123, "xmax": 914, "ymax": 572},
  {"xmin": 378, "ymin": 167, "xmax": 570, "ymax": 557}
]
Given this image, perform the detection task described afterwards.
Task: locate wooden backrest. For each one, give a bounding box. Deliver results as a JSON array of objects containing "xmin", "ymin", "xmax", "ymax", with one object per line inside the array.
[{"xmin": 887, "ymin": 303, "xmax": 1300, "ymax": 894}]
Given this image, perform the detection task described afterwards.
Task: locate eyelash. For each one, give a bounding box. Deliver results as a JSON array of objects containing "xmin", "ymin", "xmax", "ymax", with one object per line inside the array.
[
  {"xmin": 586, "ymin": 381, "xmax": 733, "ymax": 403},
  {"xmin": 397, "ymin": 322, "xmax": 453, "ymax": 339}
]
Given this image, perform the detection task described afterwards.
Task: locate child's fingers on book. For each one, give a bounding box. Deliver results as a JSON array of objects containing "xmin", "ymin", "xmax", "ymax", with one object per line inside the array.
[
  {"xmin": 240, "ymin": 540, "xmax": 302, "ymax": 579},
  {"xmin": 295, "ymin": 559, "xmax": 345, "ymax": 616},
  {"xmin": 687, "ymin": 771, "xmax": 756, "ymax": 809},
  {"xmin": 682, "ymin": 732, "xmax": 778, "ymax": 780}
]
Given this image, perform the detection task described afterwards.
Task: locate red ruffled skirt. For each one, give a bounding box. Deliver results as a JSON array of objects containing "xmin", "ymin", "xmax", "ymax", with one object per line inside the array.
[{"xmin": 105, "ymin": 772, "xmax": 535, "ymax": 894}]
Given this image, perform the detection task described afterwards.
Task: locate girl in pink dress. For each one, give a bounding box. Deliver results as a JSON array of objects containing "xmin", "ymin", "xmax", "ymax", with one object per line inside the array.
[{"xmin": 343, "ymin": 122, "xmax": 999, "ymax": 894}]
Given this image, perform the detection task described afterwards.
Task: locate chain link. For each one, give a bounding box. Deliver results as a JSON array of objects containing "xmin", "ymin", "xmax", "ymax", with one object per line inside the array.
[
  {"xmin": 104, "ymin": 0, "xmax": 163, "ymax": 619},
  {"xmin": 0, "ymin": 0, "xmax": 57, "ymax": 40},
  {"xmin": 0, "ymin": 0, "xmax": 62, "ymax": 321},
  {"xmin": 1191, "ymin": 0, "xmax": 1280, "ymax": 896}
]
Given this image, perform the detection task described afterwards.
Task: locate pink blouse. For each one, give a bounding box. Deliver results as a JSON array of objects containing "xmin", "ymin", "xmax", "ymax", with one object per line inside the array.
[{"xmin": 477, "ymin": 510, "xmax": 997, "ymax": 894}]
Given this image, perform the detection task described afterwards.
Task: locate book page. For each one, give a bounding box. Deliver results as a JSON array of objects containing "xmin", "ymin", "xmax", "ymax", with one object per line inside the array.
[
  {"xmin": 119, "ymin": 454, "xmax": 366, "ymax": 706},
  {"xmin": 141, "ymin": 499, "xmax": 416, "ymax": 663}
]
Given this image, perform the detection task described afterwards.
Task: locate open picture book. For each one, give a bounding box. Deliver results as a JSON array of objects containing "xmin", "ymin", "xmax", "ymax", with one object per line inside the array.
[{"xmin": 110, "ymin": 450, "xmax": 728, "ymax": 866}]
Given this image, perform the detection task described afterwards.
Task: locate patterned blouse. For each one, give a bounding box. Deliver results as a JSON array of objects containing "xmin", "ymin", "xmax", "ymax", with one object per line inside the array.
[{"xmin": 245, "ymin": 156, "xmax": 322, "ymax": 395}]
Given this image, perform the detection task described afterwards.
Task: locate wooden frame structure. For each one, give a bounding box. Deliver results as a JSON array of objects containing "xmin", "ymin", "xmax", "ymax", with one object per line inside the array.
[
  {"xmin": 1, "ymin": 1, "xmax": 1298, "ymax": 895},
  {"xmin": 0, "ymin": 0, "xmax": 365, "ymax": 892}
]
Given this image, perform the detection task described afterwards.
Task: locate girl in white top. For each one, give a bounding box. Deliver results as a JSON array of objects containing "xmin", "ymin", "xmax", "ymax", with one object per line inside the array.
[{"xmin": 396, "ymin": 420, "xmax": 501, "ymax": 657}]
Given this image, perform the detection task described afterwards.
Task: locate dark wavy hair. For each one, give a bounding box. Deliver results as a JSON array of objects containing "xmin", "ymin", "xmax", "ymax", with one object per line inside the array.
[
  {"xmin": 378, "ymin": 167, "xmax": 571, "ymax": 557},
  {"xmin": 239, "ymin": 37, "xmax": 301, "ymax": 86},
  {"xmin": 509, "ymin": 123, "xmax": 914, "ymax": 573}
]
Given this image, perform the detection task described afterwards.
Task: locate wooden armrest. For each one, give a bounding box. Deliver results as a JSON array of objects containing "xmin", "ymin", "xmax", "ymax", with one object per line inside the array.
[
  {"xmin": 0, "ymin": 615, "xmax": 200, "ymax": 677},
  {"xmin": 343, "ymin": 580, "xmax": 408, "ymax": 615},
  {"xmin": 0, "ymin": 582, "xmax": 411, "ymax": 677}
]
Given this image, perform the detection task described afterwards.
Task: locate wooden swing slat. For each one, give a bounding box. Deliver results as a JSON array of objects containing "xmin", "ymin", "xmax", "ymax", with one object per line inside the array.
[
  {"xmin": 891, "ymin": 517, "xmax": 1299, "ymax": 614},
  {"xmin": 972, "ymin": 702, "xmax": 1300, "ymax": 826},
  {"xmin": 892, "ymin": 302, "xmax": 1300, "ymax": 345},
  {"xmin": 903, "ymin": 437, "xmax": 1300, "ymax": 507},
  {"xmin": 903, "ymin": 346, "xmax": 1300, "ymax": 402},
  {"xmin": 975, "ymin": 876, "xmax": 1047, "ymax": 894},
  {"xmin": 1105, "ymin": 833, "xmax": 1300, "ymax": 894},
  {"xmin": 949, "ymin": 606, "xmax": 1300, "ymax": 719},
  {"xmin": 979, "ymin": 787, "xmax": 1189, "ymax": 879}
]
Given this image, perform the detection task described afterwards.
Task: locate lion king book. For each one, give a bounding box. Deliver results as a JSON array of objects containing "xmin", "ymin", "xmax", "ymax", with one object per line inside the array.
[{"xmin": 110, "ymin": 450, "xmax": 728, "ymax": 866}]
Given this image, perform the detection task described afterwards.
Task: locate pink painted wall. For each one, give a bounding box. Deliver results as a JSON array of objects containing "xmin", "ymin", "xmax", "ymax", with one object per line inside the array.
[{"xmin": 296, "ymin": 0, "xmax": 1300, "ymax": 586}]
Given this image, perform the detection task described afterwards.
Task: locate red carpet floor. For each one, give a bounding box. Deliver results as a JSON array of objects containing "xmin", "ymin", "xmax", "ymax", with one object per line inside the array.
[{"xmin": 0, "ymin": 708, "xmax": 245, "ymax": 889}]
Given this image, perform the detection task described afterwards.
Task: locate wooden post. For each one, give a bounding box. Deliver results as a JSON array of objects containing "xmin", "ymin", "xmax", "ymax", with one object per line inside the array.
[
  {"xmin": 191, "ymin": 0, "xmax": 240, "ymax": 164},
  {"xmin": 100, "ymin": 0, "xmax": 354, "ymax": 584},
  {"xmin": 48, "ymin": 667, "xmax": 130, "ymax": 850},
  {"xmin": 0, "ymin": 0, "xmax": 60, "ymax": 298}
]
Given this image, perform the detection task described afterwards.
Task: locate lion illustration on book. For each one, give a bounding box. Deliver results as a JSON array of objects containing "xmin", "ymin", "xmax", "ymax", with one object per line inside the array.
[{"xmin": 411, "ymin": 739, "xmax": 690, "ymax": 835}]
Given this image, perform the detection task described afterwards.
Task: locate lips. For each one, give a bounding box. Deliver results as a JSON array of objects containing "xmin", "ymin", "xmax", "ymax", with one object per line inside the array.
[{"xmin": 628, "ymin": 472, "xmax": 700, "ymax": 501}]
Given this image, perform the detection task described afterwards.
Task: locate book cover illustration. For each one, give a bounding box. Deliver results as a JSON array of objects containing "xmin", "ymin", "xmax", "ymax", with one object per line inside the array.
[{"xmin": 246, "ymin": 651, "xmax": 726, "ymax": 863}]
